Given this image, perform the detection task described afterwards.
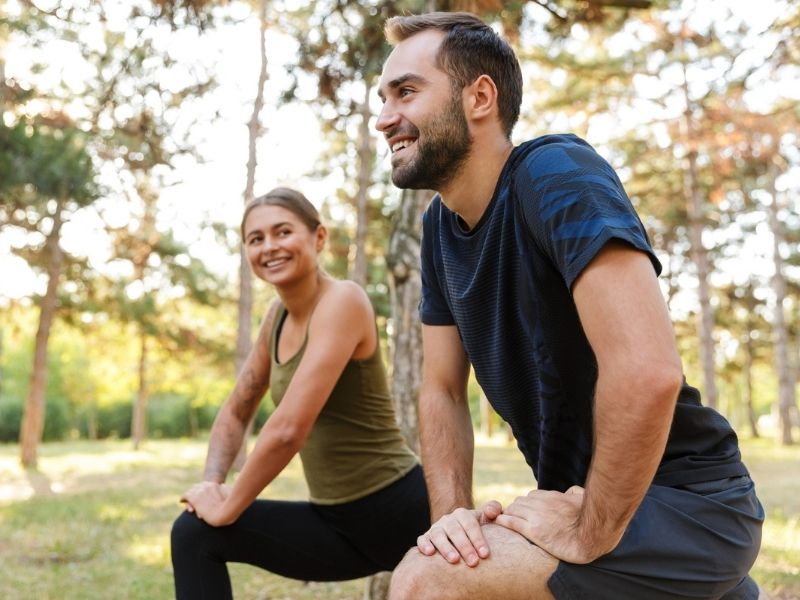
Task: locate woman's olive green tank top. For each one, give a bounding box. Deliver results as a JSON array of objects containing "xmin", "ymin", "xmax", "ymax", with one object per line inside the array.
[{"xmin": 269, "ymin": 304, "xmax": 418, "ymax": 504}]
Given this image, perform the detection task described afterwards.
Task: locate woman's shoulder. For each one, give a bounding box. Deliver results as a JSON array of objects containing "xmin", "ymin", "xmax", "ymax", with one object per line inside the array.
[
  {"xmin": 324, "ymin": 278, "xmax": 370, "ymax": 305},
  {"xmin": 313, "ymin": 279, "xmax": 373, "ymax": 324}
]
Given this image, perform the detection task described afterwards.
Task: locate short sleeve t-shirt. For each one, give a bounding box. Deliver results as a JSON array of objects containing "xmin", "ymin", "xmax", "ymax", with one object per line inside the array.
[{"xmin": 420, "ymin": 133, "xmax": 747, "ymax": 491}]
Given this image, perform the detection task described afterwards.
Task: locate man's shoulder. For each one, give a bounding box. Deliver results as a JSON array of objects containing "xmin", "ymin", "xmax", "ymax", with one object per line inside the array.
[{"xmin": 511, "ymin": 133, "xmax": 604, "ymax": 180}]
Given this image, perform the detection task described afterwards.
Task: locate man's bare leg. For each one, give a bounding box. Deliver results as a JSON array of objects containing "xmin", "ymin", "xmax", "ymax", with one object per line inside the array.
[{"xmin": 389, "ymin": 523, "xmax": 558, "ymax": 600}]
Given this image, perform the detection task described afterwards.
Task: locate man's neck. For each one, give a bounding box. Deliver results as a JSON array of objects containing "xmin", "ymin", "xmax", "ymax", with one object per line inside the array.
[{"xmin": 438, "ymin": 138, "xmax": 514, "ymax": 230}]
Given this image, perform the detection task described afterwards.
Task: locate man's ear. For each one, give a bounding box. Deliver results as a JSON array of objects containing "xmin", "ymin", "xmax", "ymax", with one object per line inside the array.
[{"xmin": 465, "ymin": 74, "xmax": 499, "ymax": 122}]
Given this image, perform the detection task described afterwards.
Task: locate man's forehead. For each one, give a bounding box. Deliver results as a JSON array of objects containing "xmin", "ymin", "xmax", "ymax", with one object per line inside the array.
[{"xmin": 378, "ymin": 30, "xmax": 446, "ymax": 90}]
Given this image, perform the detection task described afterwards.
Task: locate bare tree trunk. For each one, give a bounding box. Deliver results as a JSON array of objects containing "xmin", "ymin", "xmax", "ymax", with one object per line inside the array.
[
  {"xmin": 87, "ymin": 399, "xmax": 98, "ymax": 440},
  {"xmin": 681, "ymin": 67, "xmax": 717, "ymax": 409},
  {"xmin": 480, "ymin": 392, "xmax": 493, "ymax": 438},
  {"xmin": 233, "ymin": 0, "xmax": 269, "ymax": 470},
  {"xmin": 766, "ymin": 165, "xmax": 796, "ymax": 445},
  {"xmin": 132, "ymin": 331, "xmax": 148, "ymax": 450},
  {"xmin": 372, "ymin": 191, "xmax": 430, "ymax": 600},
  {"xmin": 20, "ymin": 202, "xmax": 65, "ymax": 468},
  {"xmin": 188, "ymin": 404, "xmax": 199, "ymax": 438},
  {"xmin": 351, "ymin": 82, "xmax": 373, "ymax": 286},
  {"xmin": 386, "ymin": 189, "xmax": 431, "ymax": 455},
  {"xmin": 743, "ymin": 329, "xmax": 759, "ymax": 439}
]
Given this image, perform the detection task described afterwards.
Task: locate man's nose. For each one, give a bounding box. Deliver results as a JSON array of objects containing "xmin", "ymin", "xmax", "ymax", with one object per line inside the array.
[{"xmin": 375, "ymin": 102, "xmax": 400, "ymax": 134}]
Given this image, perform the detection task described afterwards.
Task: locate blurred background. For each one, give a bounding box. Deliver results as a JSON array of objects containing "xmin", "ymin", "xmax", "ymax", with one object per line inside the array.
[{"xmin": 0, "ymin": 0, "xmax": 798, "ymax": 598}]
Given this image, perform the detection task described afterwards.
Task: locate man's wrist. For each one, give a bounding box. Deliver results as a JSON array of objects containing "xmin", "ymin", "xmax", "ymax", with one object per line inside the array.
[
  {"xmin": 203, "ymin": 468, "xmax": 226, "ymax": 484},
  {"xmin": 576, "ymin": 513, "xmax": 626, "ymax": 556}
]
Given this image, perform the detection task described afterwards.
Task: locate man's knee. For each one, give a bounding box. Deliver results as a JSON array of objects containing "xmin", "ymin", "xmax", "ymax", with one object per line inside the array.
[
  {"xmin": 389, "ymin": 548, "xmax": 451, "ymax": 600},
  {"xmin": 389, "ymin": 525, "xmax": 558, "ymax": 600}
]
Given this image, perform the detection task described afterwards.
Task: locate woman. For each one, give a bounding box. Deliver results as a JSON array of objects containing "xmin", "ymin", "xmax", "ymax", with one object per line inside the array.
[{"xmin": 171, "ymin": 187, "xmax": 429, "ymax": 599}]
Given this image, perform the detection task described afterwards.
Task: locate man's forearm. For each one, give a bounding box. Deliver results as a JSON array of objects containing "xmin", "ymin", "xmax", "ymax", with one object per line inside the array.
[
  {"xmin": 419, "ymin": 389, "xmax": 475, "ymax": 520},
  {"xmin": 579, "ymin": 369, "xmax": 681, "ymax": 551}
]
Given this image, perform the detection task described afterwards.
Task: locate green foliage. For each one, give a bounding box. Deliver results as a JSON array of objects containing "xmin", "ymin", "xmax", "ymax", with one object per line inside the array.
[
  {"xmin": 0, "ymin": 398, "xmax": 23, "ymax": 442},
  {"xmin": 0, "ymin": 121, "xmax": 97, "ymax": 210},
  {"xmin": 0, "ymin": 305, "xmax": 239, "ymax": 441}
]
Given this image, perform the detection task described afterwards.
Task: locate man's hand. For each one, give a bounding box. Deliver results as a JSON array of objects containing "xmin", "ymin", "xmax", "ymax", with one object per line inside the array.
[
  {"xmin": 417, "ymin": 501, "xmax": 503, "ymax": 567},
  {"xmin": 180, "ymin": 481, "xmax": 235, "ymax": 527},
  {"xmin": 494, "ymin": 486, "xmax": 624, "ymax": 564}
]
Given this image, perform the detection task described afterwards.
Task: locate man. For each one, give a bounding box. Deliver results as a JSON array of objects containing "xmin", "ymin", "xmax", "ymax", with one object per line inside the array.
[{"xmin": 375, "ymin": 12, "xmax": 764, "ymax": 600}]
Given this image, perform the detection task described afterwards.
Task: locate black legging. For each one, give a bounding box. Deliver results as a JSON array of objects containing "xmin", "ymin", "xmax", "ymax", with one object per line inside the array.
[{"xmin": 171, "ymin": 465, "xmax": 429, "ymax": 599}]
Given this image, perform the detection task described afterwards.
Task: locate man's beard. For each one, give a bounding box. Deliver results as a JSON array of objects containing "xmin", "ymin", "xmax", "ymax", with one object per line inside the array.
[{"xmin": 391, "ymin": 92, "xmax": 472, "ymax": 191}]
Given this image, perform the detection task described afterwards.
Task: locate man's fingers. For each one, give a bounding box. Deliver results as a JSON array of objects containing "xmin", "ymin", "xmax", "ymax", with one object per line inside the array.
[
  {"xmin": 480, "ymin": 500, "xmax": 503, "ymax": 523},
  {"xmin": 427, "ymin": 525, "xmax": 462, "ymax": 564},
  {"xmin": 416, "ymin": 534, "xmax": 436, "ymax": 556},
  {"xmin": 494, "ymin": 513, "xmax": 533, "ymax": 539},
  {"xmin": 455, "ymin": 509, "xmax": 489, "ymax": 562},
  {"xmin": 416, "ymin": 509, "xmax": 490, "ymax": 566}
]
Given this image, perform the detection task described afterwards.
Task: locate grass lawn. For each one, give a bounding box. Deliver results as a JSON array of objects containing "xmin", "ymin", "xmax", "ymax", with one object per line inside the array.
[{"xmin": 0, "ymin": 434, "xmax": 798, "ymax": 599}]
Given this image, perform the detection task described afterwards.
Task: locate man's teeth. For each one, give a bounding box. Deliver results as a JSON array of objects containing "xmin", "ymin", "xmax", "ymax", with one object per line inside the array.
[
  {"xmin": 266, "ymin": 258, "xmax": 287, "ymax": 267},
  {"xmin": 392, "ymin": 139, "xmax": 413, "ymax": 153}
]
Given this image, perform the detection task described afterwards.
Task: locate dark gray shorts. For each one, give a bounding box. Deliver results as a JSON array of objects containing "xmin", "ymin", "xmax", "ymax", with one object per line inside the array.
[{"xmin": 548, "ymin": 476, "xmax": 763, "ymax": 600}]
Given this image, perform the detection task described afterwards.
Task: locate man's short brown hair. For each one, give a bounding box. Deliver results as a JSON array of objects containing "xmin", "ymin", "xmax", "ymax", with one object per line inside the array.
[{"xmin": 385, "ymin": 12, "xmax": 523, "ymax": 138}]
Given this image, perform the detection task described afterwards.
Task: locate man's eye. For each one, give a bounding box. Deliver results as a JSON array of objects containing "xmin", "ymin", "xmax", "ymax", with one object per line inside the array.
[{"xmin": 399, "ymin": 87, "xmax": 413, "ymax": 97}]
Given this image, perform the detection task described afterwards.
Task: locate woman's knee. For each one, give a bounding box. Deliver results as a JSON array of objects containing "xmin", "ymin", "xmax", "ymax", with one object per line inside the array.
[{"xmin": 171, "ymin": 510, "xmax": 209, "ymax": 555}]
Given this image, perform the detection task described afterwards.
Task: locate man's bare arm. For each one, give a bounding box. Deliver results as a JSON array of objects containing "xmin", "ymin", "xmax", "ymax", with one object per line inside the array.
[
  {"xmin": 416, "ymin": 324, "xmax": 495, "ymax": 567},
  {"xmin": 419, "ymin": 324, "xmax": 473, "ymax": 518},
  {"xmin": 495, "ymin": 242, "xmax": 682, "ymax": 563},
  {"xmin": 573, "ymin": 242, "xmax": 683, "ymax": 554}
]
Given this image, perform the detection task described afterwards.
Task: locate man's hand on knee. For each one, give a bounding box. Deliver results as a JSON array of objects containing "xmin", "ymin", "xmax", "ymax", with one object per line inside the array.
[
  {"xmin": 416, "ymin": 501, "xmax": 502, "ymax": 567},
  {"xmin": 494, "ymin": 485, "xmax": 621, "ymax": 564}
]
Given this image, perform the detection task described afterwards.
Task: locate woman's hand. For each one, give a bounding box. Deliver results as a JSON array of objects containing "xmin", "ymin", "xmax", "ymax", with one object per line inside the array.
[{"xmin": 180, "ymin": 482, "xmax": 236, "ymax": 527}]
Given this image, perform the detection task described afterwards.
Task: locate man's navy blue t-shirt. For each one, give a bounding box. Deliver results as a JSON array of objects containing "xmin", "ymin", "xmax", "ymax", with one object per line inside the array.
[{"xmin": 420, "ymin": 134, "xmax": 748, "ymax": 491}]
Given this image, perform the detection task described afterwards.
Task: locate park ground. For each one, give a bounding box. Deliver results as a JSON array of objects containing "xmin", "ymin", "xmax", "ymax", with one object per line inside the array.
[{"xmin": 0, "ymin": 435, "xmax": 798, "ymax": 600}]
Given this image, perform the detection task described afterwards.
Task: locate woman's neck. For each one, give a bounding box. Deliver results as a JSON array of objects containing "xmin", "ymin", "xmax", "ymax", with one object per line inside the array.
[{"xmin": 276, "ymin": 270, "xmax": 328, "ymax": 319}]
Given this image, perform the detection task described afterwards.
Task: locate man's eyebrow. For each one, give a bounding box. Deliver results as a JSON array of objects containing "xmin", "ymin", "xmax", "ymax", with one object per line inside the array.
[{"xmin": 377, "ymin": 73, "xmax": 429, "ymax": 100}]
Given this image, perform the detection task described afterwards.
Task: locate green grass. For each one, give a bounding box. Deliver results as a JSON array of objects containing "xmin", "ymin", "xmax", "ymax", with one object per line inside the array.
[{"xmin": 0, "ymin": 435, "xmax": 798, "ymax": 599}]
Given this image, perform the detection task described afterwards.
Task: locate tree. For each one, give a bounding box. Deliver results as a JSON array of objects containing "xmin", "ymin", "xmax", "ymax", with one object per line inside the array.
[
  {"xmin": 232, "ymin": 0, "xmax": 270, "ymax": 470},
  {"xmin": 281, "ymin": 0, "xmax": 392, "ymax": 287},
  {"xmin": 0, "ymin": 121, "xmax": 98, "ymax": 467},
  {"xmin": 5, "ymin": 0, "xmax": 226, "ymax": 450}
]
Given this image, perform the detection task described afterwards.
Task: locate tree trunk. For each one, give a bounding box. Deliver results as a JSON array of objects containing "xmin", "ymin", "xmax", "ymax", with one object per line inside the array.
[
  {"xmin": 351, "ymin": 82, "xmax": 373, "ymax": 287},
  {"xmin": 132, "ymin": 331, "xmax": 148, "ymax": 450},
  {"xmin": 480, "ymin": 392, "xmax": 493, "ymax": 438},
  {"xmin": 766, "ymin": 165, "xmax": 796, "ymax": 445},
  {"xmin": 681, "ymin": 68, "xmax": 717, "ymax": 410},
  {"xmin": 19, "ymin": 202, "xmax": 65, "ymax": 468},
  {"xmin": 189, "ymin": 404, "xmax": 199, "ymax": 438},
  {"xmin": 386, "ymin": 189, "xmax": 431, "ymax": 454},
  {"xmin": 372, "ymin": 188, "xmax": 430, "ymax": 600},
  {"xmin": 233, "ymin": 0, "xmax": 269, "ymax": 470},
  {"xmin": 743, "ymin": 327, "xmax": 759, "ymax": 439},
  {"xmin": 87, "ymin": 399, "xmax": 98, "ymax": 440}
]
